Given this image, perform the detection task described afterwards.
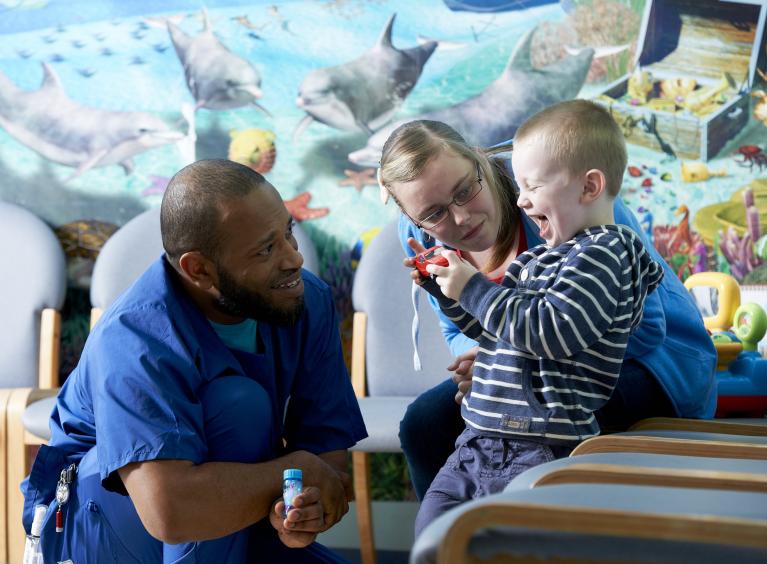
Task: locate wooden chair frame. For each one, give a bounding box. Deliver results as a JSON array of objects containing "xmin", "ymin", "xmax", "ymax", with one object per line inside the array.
[
  {"xmin": 571, "ymin": 435, "xmax": 767, "ymax": 460},
  {"xmin": 3, "ymin": 308, "xmax": 61, "ymax": 564},
  {"xmin": 437, "ymin": 502, "xmax": 767, "ymax": 564},
  {"xmin": 629, "ymin": 416, "xmax": 767, "ymax": 436},
  {"xmin": 350, "ymin": 311, "xmax": 377, "ymax": 564},
  {"xmin": 531, "ymin": 462, "xmax": 767, "ymax": 493}
]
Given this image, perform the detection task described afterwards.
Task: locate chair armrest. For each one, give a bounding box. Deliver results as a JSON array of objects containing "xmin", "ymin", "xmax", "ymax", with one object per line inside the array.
[
  {"xmin": 572, "ymin": 435, "xmax": 767, "ymax": 460},
  {"xmin": 435, "ymin": 501, "xmax": 767, "ymax": 564},
  {"xmin": 630, "ymin": 417, "xmax": 767, "ymax": 437},
  {"xmin": 531, "ymin": 462, "xmax": 767, "ymax": 493}
]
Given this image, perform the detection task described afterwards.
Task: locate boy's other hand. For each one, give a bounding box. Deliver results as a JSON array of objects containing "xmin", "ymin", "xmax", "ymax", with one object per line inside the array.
[{"xmin": 426, "ymin": 250, "xmax": 477, "ymax": 300}]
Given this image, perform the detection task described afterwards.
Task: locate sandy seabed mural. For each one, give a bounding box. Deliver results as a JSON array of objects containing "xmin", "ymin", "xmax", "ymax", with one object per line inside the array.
[{"xmin": 1, "ymin": 0, "xmax": 767, "ymax": 324}]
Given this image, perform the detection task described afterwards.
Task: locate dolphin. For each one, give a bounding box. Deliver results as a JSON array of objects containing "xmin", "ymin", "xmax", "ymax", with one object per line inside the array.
[
  {"xmin": 168, "ymin": 8, "xmax": 267, "ymax": 113},
  {"xmin": 0, "ymin": 63, "xmax": 186, "ymax": 181},
  {"xmin": 348, "ymin": 26, "xmax": 594, "ymax": 167},
  {"xmin": 294, "ymin": 13, "xmax": 437, "ymax": 138}
]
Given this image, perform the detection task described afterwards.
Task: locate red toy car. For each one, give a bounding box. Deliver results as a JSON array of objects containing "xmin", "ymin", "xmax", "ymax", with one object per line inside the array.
[{"xmin": 414, "ymin": 246, "xmax": 461, "ymax": 277}]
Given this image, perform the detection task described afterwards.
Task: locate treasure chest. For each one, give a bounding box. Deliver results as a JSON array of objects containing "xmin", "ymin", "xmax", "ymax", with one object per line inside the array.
[{"xmin": 593, "ymin": 0, "xmax": 766, "ymax": 161}]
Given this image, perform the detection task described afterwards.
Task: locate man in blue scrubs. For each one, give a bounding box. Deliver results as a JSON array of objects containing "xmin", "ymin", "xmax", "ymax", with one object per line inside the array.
[{"xmin": 23, "ymin": 159, "xmax": 368, "ymax": 563}]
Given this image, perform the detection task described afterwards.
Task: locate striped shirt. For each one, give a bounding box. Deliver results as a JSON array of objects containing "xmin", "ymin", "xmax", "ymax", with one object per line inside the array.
[{"xmin": 429, "ymin": 225, "xmax": 664, "ymax": 445}]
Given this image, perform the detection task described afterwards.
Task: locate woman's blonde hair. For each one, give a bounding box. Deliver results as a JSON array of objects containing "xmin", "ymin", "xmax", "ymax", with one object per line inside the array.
[{"xmin": 379, "ymin": 120, "xmax": 518, "ymax": 273}]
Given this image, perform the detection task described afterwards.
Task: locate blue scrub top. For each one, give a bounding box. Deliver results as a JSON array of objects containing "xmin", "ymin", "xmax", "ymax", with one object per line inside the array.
[{"xmin": 49, "ymin": 256, "xmax": 367, "ymax": 488}]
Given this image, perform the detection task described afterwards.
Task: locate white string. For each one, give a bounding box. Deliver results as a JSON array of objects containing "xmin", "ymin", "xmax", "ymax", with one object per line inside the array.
[{"xmin": 411, "ymin": 280, "xmax": 423, "ymax": 371}]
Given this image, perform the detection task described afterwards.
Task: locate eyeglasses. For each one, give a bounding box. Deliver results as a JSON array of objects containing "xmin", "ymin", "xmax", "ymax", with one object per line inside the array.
[{"xmin": 411, "ymin": 165, "xmax": 484, "ymax": 230}]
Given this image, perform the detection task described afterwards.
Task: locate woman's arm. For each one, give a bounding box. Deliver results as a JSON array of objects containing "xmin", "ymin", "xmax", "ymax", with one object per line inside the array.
[{"xmin": 613, "ymin": 199, "xmax": 667, "ymax": 354}]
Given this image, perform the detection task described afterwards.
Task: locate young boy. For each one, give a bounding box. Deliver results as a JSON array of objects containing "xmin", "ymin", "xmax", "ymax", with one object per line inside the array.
[{"xmin": 413, "ymin": 99, "xmax": 664, "ymax": 536}]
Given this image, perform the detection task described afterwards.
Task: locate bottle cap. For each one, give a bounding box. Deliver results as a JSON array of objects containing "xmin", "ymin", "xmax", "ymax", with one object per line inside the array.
[
  {"xmin": 283, "ymin": 468, "xmax": 302, "ymax": 481},
  {"xmin": 31, "ymin": 504, "xmax": 48, "ymax": 537}
]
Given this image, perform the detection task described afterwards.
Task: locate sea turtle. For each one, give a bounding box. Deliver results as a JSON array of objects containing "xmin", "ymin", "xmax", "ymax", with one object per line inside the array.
[{"xmin": 55, "ymin": 219, "xmax": 118, "ymax": 288}]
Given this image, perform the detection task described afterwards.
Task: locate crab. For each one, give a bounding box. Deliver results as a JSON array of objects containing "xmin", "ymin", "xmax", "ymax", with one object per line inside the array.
[{"xmin": 734, "ymin": 144, "xmax": 767, "ymax": 171}]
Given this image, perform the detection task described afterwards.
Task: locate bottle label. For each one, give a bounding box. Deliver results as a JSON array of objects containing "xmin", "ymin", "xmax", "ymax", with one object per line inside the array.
[{"xmin": 283, "ymin": 480, "xmax": 302, "ymax": 514}]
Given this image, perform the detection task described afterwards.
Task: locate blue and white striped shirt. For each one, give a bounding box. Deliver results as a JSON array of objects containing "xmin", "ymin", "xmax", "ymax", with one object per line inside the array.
[{"xmin": 428, "ymin": 225, "xmax": 664, "ymax": 445}]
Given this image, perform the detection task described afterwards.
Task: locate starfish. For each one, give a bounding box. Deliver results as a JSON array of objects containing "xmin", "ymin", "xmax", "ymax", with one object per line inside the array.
[
  {"xmin": 285, "ymin": 191, "xmax": 329, "ymax": 222},
  {"xmin": 338, "ymin": 168, "xmax": 377, "ymax": 193}
]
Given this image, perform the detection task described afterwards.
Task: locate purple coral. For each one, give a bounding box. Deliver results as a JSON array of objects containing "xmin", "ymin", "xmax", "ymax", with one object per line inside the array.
[{"xmin": 718, "ymin": 188, "xmax": 763, "ymax": 281}]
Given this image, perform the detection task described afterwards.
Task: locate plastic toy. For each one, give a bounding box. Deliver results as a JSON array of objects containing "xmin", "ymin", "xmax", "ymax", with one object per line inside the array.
[
  {"xmin": 685, "ymin": 272, "xmax": 767, "ymax": 417},
  {"xmin": 414, "ymin": 246, "xmax": 461, "ymax": 278}
]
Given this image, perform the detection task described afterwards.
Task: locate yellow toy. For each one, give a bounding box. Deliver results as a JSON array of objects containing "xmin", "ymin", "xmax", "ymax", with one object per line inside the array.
[
  {"xmin": 684, "ymin": 272, "xmax": 741, "ymax": 333},
  {"xmin": 228, "ymin": 128, "xmax": 277, "ymax": 173},
  {"xmin": 680, "ymin": 161, "xmax": 727, "ymax": 182},
  {"xmin": 683, "ymin": 272, "xmax": 767, "ymax": 418}
]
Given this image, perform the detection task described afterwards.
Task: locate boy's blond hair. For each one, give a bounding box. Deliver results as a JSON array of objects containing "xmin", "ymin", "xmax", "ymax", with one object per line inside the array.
[{"xmin": 514, "ymin": 99, "xmax": 627, "ymax": 197}]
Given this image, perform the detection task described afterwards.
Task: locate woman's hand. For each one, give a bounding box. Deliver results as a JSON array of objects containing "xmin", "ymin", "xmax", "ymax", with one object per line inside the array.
[
  {"xmin": 404, "ymin": 237, "xmax": 428, "ymax": 284},
  {"xmin": 448, "ymin": 347, "xmax": 477, "ymax": 404},
  {"xmin": 270, "ymin": 487, "xmax": 326, "ymax": 548}
]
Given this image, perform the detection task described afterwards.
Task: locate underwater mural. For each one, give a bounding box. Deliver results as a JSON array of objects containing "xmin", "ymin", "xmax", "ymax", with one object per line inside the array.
[{"xmin": 0, "ymin": 0, "xmax": 766, "ymax": 314}]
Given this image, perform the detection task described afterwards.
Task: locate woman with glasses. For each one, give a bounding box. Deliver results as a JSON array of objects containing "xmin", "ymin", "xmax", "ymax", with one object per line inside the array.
[{"xmin": 377, "ymin": 119, "xmax": 717, "ymax": 501}]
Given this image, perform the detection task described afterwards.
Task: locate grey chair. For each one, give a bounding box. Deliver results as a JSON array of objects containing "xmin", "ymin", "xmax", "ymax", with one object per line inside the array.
[
  {"xmin": 412, "ymin": 439, "xmax": 767, "ymax": 563},
  {"xmin": 349, "ymin": 221, "xmax": 452, "ymax": 564},
  {"xmin": 1, "ymin": 201, "xmax": 66, "ymax": 564},
  {"xmin": 411, "ymin": 483, "xmax": 767, "ymax": 563}
]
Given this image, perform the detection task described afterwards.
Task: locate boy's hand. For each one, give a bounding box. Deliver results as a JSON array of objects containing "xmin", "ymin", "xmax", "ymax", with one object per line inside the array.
[
  {"xmin": 404, "ymin": 237, "xmax": 428, "ymax": 285},
  {"xmin": 426, "ymin": 250, "xmax": 477, "ymax": 300}
]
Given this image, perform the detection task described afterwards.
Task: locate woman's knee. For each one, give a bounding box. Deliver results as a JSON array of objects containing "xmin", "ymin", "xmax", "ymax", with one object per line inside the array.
[{"xmin": 399, "ymin": 378, "xmax": 459, "ymax": 448}]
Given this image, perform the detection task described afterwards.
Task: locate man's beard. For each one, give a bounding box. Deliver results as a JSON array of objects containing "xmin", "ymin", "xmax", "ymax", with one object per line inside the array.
[{"xmin": 214, "ymin": 266, "xmax": 304, "ymax": 326}]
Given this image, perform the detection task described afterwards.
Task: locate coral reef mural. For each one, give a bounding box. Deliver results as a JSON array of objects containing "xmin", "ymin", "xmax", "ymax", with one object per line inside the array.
[{"xmin": 0, "ymin": 0, "xmax": 766, "ymax": 319}]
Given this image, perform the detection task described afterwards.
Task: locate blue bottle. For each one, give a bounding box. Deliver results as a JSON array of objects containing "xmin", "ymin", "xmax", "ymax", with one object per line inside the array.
[{"xmin": 283, "ymin": 468, "xmax": 302, "ymax": 516}]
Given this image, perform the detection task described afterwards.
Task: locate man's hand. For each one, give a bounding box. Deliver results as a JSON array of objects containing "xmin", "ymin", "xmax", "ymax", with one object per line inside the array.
[
  {"xmin": 308, "ymin": 452, "xmax": 350, "ymax": 530},
  {"xmin": 269, "ymin": 487, "xmax": 326, "ymax": 548},
  {"xmin": 426, "ymin": 250, "xmax": 477, "ymax": 300},
  {"xmin": 448, "ymin": 347, "xmax": 477, "ymax": 404}
]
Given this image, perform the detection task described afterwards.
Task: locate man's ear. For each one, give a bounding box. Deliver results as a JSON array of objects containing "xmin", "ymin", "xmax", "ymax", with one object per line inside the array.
[
  {"xmin": 581, "ymin": 169, "xmax": 606, "ymax": 204},
  {"xmin": 178, "ymin": 251, "xmax": 217, "ymax": 290}
]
